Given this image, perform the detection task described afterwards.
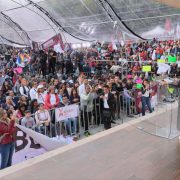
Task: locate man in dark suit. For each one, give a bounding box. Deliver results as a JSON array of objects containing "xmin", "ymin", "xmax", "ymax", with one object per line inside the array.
[{"xmin": 100, "ymin": 85, "xmax": 115, "ymax": 130}]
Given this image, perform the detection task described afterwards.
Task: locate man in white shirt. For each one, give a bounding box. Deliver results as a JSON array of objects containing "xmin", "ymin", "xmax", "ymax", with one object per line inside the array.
[
  {"xmin": 100, "ymin": 85, "xmax": 115, "ymax": 130},
  {"xmin": 19, "ymin": 78, "xmax": 29, "ymax": 98},
  {"xmin": 78, "ymin": 78, "xmax": 89, "ymax": 95},
  {"xmin": 29, "ymin": 81, "xmax": 38, "ymax": 100}
]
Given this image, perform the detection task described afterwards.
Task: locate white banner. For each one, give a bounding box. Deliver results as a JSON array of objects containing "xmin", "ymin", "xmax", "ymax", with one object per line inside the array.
[
  {"xmin": 55, "ymin": 104, "xmax": 79, "ymax": 122},
  {"xmin": 157, "ymin": 63, "xmax": 170, "ymax": 74},
  {"xmin": 11, "ymin": 124, "xmax": 73, "ymax": 165}
]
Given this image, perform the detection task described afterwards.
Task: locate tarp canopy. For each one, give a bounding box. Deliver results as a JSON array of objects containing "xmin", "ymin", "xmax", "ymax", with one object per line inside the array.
[{"xmin": 0, "ymin": 0, "xmax": 180, "ymax": 46}]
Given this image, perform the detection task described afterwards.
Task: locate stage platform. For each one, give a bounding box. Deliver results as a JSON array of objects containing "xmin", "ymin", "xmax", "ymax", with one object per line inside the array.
[{"xmin": 1, "ymin": 104, "xmax": 180, "ymax": 180}]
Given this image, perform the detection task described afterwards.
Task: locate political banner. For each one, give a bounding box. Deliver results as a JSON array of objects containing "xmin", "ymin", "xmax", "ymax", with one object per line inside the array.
[
  {"xmin": 42, "ymin": 34, "xmax": 64, "ymax": 53},
  {"xmin": 55, "ymin": 104, "xmax": 79, "ymax": 122},
  {"xmin": 157, "ymin": 63, "xmax": 170, "ymax": 74},
  {"xmin": 11, "ymin": 124, "xmax": 71, "ymax": 165}
]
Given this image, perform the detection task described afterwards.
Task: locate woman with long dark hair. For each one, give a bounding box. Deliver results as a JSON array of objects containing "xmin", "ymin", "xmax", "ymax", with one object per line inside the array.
[
  {"xmin": 1, "ymin": 80, "xmax": 12, "ymax": 95},
  {"xmin": 70, "ymin": 89, "xmax": 80, "ymax": 104},
  {"xmin": 30, "ymin": 99, "xmax": 38, "ymax": 114}
]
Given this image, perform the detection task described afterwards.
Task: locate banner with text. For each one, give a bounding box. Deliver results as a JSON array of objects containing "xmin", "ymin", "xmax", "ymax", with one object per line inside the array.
[{"xmin": 55, "ymin": 104, "xmax": 79, "ymax": 122}]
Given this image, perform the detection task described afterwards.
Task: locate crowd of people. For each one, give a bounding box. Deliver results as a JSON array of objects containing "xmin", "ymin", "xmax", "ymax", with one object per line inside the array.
[{"xmin": 0, "ymin": 38, "xmax": 180, "ymax": 169}]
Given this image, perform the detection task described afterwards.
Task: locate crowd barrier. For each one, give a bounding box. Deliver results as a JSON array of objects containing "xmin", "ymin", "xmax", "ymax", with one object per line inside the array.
[{"xmin": 16, "ymin": 83, "xmax": 170, "ymax": 139}]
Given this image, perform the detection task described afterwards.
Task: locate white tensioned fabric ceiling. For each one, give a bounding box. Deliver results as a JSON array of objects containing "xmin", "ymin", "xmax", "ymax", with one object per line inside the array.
[{"xmin": 0, "ymin": 0, "xmax": 180, "ymax": 46}]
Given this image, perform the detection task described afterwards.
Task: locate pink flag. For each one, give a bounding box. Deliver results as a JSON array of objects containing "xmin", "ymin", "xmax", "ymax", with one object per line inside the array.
[
  {"xmin": 14, "ymin": 67, "xmax": 23, "ymax": 74},
  {"xmin": 136, "ymin": 78, "xmax": 143, "ymax": 84}
]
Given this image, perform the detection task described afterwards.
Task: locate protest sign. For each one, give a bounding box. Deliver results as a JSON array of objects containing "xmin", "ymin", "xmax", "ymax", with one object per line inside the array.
[
  {"xmin": 55, "ymin": 104, "xmax": 79, "ymax": 122},
  {"xmin": 142, "ymin": 65, "xmax": 151, "ymax": 72}
]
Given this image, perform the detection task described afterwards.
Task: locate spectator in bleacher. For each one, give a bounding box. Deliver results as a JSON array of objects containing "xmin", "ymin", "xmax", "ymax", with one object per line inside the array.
[
  {"xmin": 0, "ymin": 110, "xmax": 16, "ymax": 169},
  {"xmin": 44, "ymin": 86, "xmax": 59, "ymax": 110},
  {"xmin": 21, "ymin": 110, "xmax": 36, "ymax": 130},
  {"xmin": 78, "ymin": 77, "xmax": 89, "ymax": 95},
  {"xmin": 30, "ymin": 99, "xmax": 38, "ymax": 114},
  {"xmin": 36, "ymin": 84, "xmax": 46, "ymax": 104},
  {"xmin": 70, "ymin": 89, "xmax": 80, "ymax": 104},
  {"xmin": 13, "ymin": 104, "xmax": 26, "ymax": 124},
  {"xmin": 35, "ymin": 103, "xmax": 55, "ymax": 136},
  {"xmin": 8, "ymin": 90, "xmax": 19, "ymax": 110},
  {"xmin": 59, "ymin": 95, "xmax": 77, "ymax": 136},
  {"xmin": 1, "ymin": 80, "xmax": 12, "ymax": 95},
  {"xmin": 29, "ymin": 81, "xmax": 38, "ymax": 100},
  {"xmin": 19, "ymin": 78, "xmax": 30, "ymax": 98},
  {"xmin": 2, "ymin": 96, "xmax": 15, "ymax": 111}
]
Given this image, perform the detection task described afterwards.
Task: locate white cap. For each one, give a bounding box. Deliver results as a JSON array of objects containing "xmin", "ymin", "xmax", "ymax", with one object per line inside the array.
[
  {"xmin": 69, "ymin": 80, "xmax": 73, "ymax": 84},
  {"xmin": 37, "ymin": 84, "xmax": 44, "ymax": 89}
]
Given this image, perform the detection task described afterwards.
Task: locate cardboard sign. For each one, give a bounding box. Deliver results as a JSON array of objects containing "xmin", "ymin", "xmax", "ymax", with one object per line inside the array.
[
  {"xmin": 142, "ymin": 66, "xmax": 151, "ymax": 72},
  {"xmin": 157, "ymin": 59, "xmax": 165, "ymax": 63},
  {"xmin": 136, "ymin": 84, "xmax": 143, "ymax": 89},
  {"xmin": 168, "ymin": 55, "xmax": 177, "ymax": 63}
]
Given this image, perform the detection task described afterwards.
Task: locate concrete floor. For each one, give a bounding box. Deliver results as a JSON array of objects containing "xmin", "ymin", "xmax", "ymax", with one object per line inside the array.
[{"xmin": 1, "ymin": 104, "xmax": 180, "ymax": 180}]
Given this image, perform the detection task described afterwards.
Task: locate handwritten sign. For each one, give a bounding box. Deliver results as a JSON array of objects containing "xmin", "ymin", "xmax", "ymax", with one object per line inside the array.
[
  {"xmin": 168, "ymin": 55, "xmax": 177, "ymax": 63},
  {"xmin": 55, "ymin": 104, "xmax": 79, "ymax": 122},
  {"xmin": 157, "ymin": 59, "xmax": 165, "ymax": 63},
  {"xmin": 142, "ymin": 66, "xmax": 151, "ymax": 72},
  {"xmin": 136, "ymin": 84, "xmax": 143, "ymax": 89}
]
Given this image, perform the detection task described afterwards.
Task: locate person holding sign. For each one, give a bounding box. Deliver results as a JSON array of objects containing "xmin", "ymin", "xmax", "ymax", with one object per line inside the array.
[{"xmin": 141, "ymin": 80, "xmax": 153, "ymax": 116}]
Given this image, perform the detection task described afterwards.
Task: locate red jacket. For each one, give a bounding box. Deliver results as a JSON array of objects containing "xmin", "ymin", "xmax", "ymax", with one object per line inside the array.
[
  {"xmin": 0, "ymin": 120, "xmax": 16, "ymax": 145},
  {"xmin": 44, "ymin": 93, "xmax": 60, "ymax": 110}
]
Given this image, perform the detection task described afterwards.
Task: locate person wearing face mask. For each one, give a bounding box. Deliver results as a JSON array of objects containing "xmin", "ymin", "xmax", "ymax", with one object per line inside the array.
[{"xmin": 0, "ymin": 110, "xmax": 16, "ymax": 169}]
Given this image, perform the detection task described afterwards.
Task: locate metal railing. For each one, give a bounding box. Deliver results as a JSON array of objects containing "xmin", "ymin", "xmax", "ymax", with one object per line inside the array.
[{"xmin": 16, "ymin": 83, "xmax": 170, "ymax": 140}]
